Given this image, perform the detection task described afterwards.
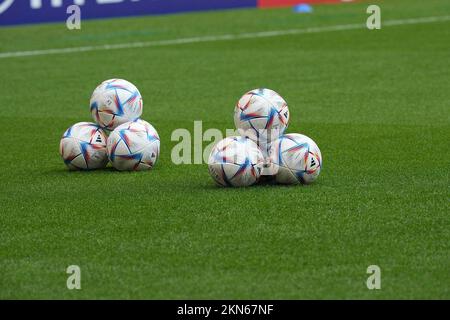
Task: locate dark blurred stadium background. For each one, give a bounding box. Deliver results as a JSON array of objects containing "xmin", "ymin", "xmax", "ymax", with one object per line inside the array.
[{"xmin": 0, "ymin": 0, "xmax": 346, "ymax": 26}]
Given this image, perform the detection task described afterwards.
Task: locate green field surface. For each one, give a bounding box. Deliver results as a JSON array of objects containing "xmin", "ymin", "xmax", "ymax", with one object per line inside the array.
[{"xmin": 0, "ymin": 0, "xmax": 449, "ymax": 299}]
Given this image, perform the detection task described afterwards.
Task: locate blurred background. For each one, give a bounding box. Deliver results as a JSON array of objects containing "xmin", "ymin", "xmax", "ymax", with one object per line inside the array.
[{"xmin": 0, "ymin": 1, "xmax": 347, "ymax": 26}]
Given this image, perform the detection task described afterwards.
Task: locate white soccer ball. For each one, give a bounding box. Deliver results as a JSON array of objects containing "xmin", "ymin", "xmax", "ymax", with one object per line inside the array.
[
  {"xmin": 208, "ymin": 136, "xmax": 264, "ymax": 187},
  {"xmin": 90, "ymin": 78, "xmax": 143, "ymax": 130},
  {"xmin": 269, "ymin": 133, "xmax": 322, "ymax": 184},
  {"xmin": 234, "ymin": 88, "xmax": 290, "ymax": 148},
  {"xmin": 107, "ymin": 119, "xmax": 160, "ymax": 171},
  {"xmin": 59, "ymin": 122, "xmax": 108, "ymax": 170}
]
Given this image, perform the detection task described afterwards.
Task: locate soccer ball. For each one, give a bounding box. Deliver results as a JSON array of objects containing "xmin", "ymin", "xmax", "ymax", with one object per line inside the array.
[
  {"xmin": 90, "ymin": 79, "xmax": 143, "ymax": 130},
  {"xmin": 269, "ymin": 133, "xmax": 322, "ymax": 184},
  {"xmin": 208, "ymin": 136, "xmax": 264, "ymax": 187},
  {"xmin": 107, "ymin": 119, "xmax": 160, "ymax": 171},
  {"xmin": 234, "ymin": 88, "xmax": 290, "ymax": 148},
  {"xmin": 59, "ymin": 122, "xmax": 108, "ymax": 170}
]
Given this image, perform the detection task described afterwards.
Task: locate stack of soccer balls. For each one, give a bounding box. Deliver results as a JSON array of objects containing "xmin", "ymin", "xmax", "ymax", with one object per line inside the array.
[
  {"xmin": 59, "ymin": 79, "xmax": 160, "ymax": 171},
  {"xmin": 208, "ymin": 88, "xmax": 322, "ymax": 187}
]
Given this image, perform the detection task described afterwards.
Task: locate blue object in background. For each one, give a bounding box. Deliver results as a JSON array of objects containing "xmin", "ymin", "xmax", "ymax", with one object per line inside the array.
[
  {"xmin": 0, "ymin": 0, "xmax": 257, "ymax": 26},
  {"xmin": 293, "ymin": 4, "xmax": 313, "ymax": 13}
]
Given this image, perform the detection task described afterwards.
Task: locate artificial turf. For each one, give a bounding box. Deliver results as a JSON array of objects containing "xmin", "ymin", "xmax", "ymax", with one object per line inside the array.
[{"xmin": 0, "ymin": 0, "xmax": 449, "ymax": 299}]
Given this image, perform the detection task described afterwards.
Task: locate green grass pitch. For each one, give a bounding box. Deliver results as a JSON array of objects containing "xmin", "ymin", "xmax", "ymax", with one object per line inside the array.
[{"xmin": 0, "ymin": 0, "xmax": 449, "ymax": 299}]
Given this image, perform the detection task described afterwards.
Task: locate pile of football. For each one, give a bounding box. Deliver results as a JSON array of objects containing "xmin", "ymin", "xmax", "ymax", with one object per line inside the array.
[
  {"xmin": 59, "ymin": 79, "xmax": 160, "ymax": 171},
  {"xmin": 208, "ymin": 88, "xmax": 322, "ymax": 187}
]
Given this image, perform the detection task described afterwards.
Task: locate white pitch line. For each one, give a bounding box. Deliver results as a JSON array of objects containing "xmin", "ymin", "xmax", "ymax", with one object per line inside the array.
[{"xmin": 0, "ymin": 15, "xmax": 449, "ymax": 59}]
